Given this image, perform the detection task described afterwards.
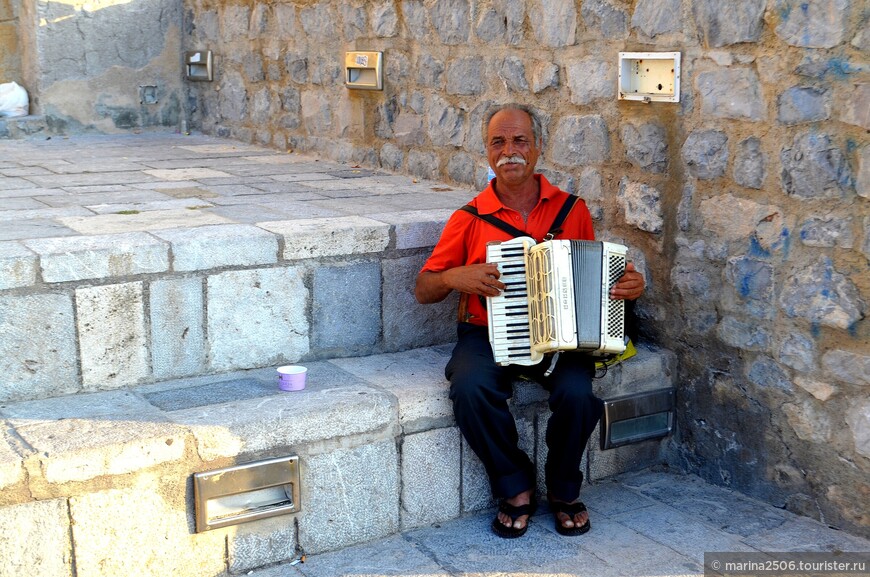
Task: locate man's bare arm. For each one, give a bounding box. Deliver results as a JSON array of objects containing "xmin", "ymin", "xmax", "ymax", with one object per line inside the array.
[
  {"xmin": 609, "ymin": 262, "xmax": 645, "ymax": 301},
  {"xmin": 415, "ymin": 264, "xmax": 504, "ymax": 304}
]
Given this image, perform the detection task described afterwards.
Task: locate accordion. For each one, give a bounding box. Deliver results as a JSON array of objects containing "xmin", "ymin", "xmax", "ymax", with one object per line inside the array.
[{"xmin": 485, "ymin": 237, "xmax": 628, "ymax": 366}]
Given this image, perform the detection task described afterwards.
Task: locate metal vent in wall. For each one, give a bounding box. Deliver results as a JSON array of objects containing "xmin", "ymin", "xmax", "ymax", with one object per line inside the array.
[{"xmin": 600, "ymin": 388, "xmax": 675, "ymax": 450}]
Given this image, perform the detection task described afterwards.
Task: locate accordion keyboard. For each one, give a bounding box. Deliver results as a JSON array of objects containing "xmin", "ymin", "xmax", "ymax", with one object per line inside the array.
[{"xmin": 485, "ymin": 237, "xmax": 542, "ymax": 366}]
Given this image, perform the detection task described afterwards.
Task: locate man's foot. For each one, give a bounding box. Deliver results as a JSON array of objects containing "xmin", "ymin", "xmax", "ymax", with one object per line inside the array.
[
  {"xmin": 491, "ymin": 489, "xmax": 536, "ymax": 538},
  {"xmin": 549, "ymin": 496, "xmax": 591, "ymax": 536}
]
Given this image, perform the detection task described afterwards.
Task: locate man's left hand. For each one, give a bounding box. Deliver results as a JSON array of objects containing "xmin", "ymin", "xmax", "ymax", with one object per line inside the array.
[{"xmin": 610, "ymin": 262, "xmax": 645, "ymax": 301}]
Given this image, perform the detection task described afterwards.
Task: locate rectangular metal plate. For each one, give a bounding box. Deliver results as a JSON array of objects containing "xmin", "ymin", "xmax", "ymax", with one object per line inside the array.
[
  {"xmin": 601, "ymin": 388, "xmax": 675, "ymax": 450},
  {"xmin": 193, "ymin": 455, "xmax": 300, "ymax": 532}
]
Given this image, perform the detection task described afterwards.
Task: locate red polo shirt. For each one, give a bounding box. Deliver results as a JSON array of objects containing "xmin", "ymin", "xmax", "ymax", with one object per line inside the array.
[{"xmin": 421, "ymin": 174, "xmax": 595, "ymax": 326}]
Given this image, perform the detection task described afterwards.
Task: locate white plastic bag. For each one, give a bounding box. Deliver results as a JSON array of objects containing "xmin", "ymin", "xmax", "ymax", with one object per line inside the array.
[{"xmin": 0, "ymin": 82, "xmax": 29, "ymax": 117}]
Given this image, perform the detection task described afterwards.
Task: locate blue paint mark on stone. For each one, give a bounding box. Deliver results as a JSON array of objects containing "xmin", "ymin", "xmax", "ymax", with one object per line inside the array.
[
  {"xmin": 826, "ymin": 58, "xmax": 858, "ymax": 79},
  {"xmin": 749, "ymin": 236, "xmax": 771, "ymax": 258},
  {"xmin": 811, "ymin": 322, "xmax": 821, "ymax": 338}
]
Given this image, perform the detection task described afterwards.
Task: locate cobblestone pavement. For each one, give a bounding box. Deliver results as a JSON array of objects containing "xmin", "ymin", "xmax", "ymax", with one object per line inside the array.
[
  {"xmin": 254, "ymin": 469, "xmax": 870, "ymax": 577},
  {"xmin": 0, "ymin": 132, "xmax": 473, "ymax": 243}
]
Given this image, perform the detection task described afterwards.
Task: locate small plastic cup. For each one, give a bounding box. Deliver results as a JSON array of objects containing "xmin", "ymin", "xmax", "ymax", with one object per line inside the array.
[{"xmin": 277, "ymin": 365, "xmax": 307, "ymax": 391}]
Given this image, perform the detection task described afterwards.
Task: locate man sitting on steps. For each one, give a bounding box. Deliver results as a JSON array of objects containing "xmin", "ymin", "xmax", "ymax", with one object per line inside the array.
[{"xmin": 415, "ymin": 103, "xmax": 645, "ymax": 538}]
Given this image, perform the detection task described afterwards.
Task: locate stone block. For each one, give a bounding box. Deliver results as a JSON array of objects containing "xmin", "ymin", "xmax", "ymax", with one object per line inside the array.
[
  {"xmin": 617, "ymin": 179, "xmax": 663, "ymax": 234},
  {"xmin": 312, "ymin": 262, "xmax": 381, "ymax": 353},
  {"xmin": 620, "ymin": 123, "xmax": 668, "ymax": 174},
  {"xmin": 461, "ymin": 437, "xmax": 495, "ymax": 512},
  {"xmin": 258, "ymin": 216, "xmax": 390, "ymax": 260},
  {"xmin": 692, "ymin": 0, "xmax": 765, "ymax": 47},
  {"xmin": 587, "ymin": 422, "xmax": 665, "ymax": 482},
  {"xmin": 498, "ymin": 56, "xmax": 528, "ymax": 92},
  {"xmin": 428, "ymin": 96, "xmax": 466, "ymax": 147},
  {"xmin": 566, "ymin": 59, "xmax": 614, "ymax": 104},
  {"xmin": 845, "ymin": 398, "xmax": 870, "ymax": 459},
  {"xmin": 382, "ymin": 255, "xmax": 457, "ymax": 350},
  {"xmin": 697, "ymin": 68, "xmax": 766, "ymax": 121},
  {"xmin": 23, "ymin": 232, "xmax": 168, "ymax": 283},
  {"xmin": 530, "ymin": 60, "xmax": 560, "ymax": 93},
  {"xmin": 0, "ymin": 293, "xmax": 79, "ymax": 402},
  {"xmin": 747, "ymin": 356, "xmax": 793, "ymax": 393},
  {"xmin": 206, "ymin": 267, "xmax": 309, "ymax": 372},
  {"xmin": 799, "ymin": 215, "xmax": 853, "ymax": 248},
  {"xmin": 841, "ymin": 83, "xmax": 870, "ymax": 130},
  {"xmin": 57, "ymin": 210, "xmax": 232, "ymax": 236},
  {"xmin": 779, "ymin": 257, "xmax": 864, "ymax": 330},
  {"xmin": 166, "ymin": 363, "xmax": 396, "ymax": 461},
  {"xmin": 0, "ymin": 241, "xmax": 37, "ymax": 289},
  {"xmin": 69, "ymin": 478, "xmax": 226, "ymax": 577},
  {"xmin": 298, "ymin": 440, "xmax": 400, "ymax": 554},
  {"xmin": 328, "ymin": 348, "xmax": 453, "ymax": 432},
  {"xmin": 774, "ymin": 0, "xmax": 850, "ymax": 48},
  {"xmin": 821, "ymin": 349, "xmax": 870, "ymax": 386},
  {"xmin": 0, "ymin": 499, "xmax": 71, "ymax": 577},
  {"xmin": 369, "ymin": 209, "xmax": 452, "ymax": 250},
  {"xmin": 415, "ymin": 53, "xmax": 444, "ymax": 87},
  {"xmin": 777, "ymin": 333, "xmax": 816, "ymax": 373},
  {"xmin": 856, "ymin": 145, "xmax": 869, "ymax": 200},
  {"xmin": 733, "ymin": 137, "xmax": 766, "ymax": 189},
  {"xmin": 581, "ymin": 0, "xmax": 629, "ymax": 38},
  {"xmin": 549, "ymin": 115, "xmax": 610, "ymax": 167},
  {"xmin": 0, "ymin": 432, "xmax": 24, "ymax": 493},
  {"xmin": 150, "ymin": 278, "xmax": 205, "ymax": 380},
  {"xmin": 153, "ymin": 224, "xmax": 277, "ymax": 271},
  {"xmin": 15, "ymin": 416, "xmax": 187, "ymax": 485},
  {"xmin": 631, "ymin": 0, "xmax": 681, "ymax": 37},
  {"xmin": 407, "ymin": 150, "xmax": 441, "ymax": 180},
  {"xmin": 716, "ymin": 316, "xmax": 771, "ymax": 351},
  {"xmin": 777, "ymin": 86, "xmax": 831, "ymax": 125},
  {"xmin": 77, "ymin": 283, "xmax": 148, "ymax": 390},
  {"xmin": 446, "ymin": 56, "xmax": 485, "ymax": 95},
  {"xmin": 430, "ymin": 0, "xmax": 470, "ymax": 44},
  {"xmin": 228, "ymin": 515, "xmax": 297, "ymax": 574},
  {"xmin": 529, "ymin": 0, "xmax": 576, "ymax": 46},
  {"xmin": 682, "ymin": 129, "xmax": 728, "ymax": 180},
  {"xmin": 400, "ymin": 428, "xmax": 461, "ymax": 529},
  {"xmin": 781, "ymin": 131, "xmax": 851, "ymax": 199},
  {"xmin": 446, "ymin": 152, "xmax": 477, "ymax": 185}
]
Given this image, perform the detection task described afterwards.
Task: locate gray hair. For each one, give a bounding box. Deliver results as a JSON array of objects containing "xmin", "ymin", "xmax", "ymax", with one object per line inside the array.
[{"xmin": 482, "ymin": 103, "xmax": 544, "ymax": 149}]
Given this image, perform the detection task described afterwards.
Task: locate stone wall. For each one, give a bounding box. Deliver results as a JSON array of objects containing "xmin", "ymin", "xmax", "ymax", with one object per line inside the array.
[
  {"xmin": 16, "ymin": 0, "xmax": 183, "ymax": 131},
  {"xmin": 182, "ymin": 0, "xmax": 870, "ymax": 537},
  {"xmin": 0, "ymin": 0, "xmax": 20, "ymax": 85}
]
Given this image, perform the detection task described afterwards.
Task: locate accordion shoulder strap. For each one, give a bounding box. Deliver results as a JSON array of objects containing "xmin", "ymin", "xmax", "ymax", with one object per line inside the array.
[{"xmin": 459, "ymin": 193, "xmax": 580, "ymax": 241}]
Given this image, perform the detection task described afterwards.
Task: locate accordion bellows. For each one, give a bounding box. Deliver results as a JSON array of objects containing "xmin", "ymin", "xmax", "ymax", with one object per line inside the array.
[{"xmin": 486, "ymin": 237, "xmax": 628, "ymax": 366}]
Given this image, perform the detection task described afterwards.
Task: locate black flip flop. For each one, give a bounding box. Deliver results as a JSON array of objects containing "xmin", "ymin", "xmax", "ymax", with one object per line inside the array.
[
  {"xmin": 491, "ymin": 499, "xmax": 537, "ymax": 539},
  {"xmin": 551, "ymin": 501, "xmax": 591, "ymax": 536}
]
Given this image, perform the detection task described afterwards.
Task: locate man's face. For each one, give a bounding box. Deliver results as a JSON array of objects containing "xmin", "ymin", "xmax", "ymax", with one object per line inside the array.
[{"xmin": 486, "ymin": 109, "xmax": 540, "ymax": 188}]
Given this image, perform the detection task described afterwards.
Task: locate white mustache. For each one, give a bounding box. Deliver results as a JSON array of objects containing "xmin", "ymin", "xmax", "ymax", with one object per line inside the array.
[{"xmin": 496, "ymin": 155, "xmax": 526, "ymax": 167}]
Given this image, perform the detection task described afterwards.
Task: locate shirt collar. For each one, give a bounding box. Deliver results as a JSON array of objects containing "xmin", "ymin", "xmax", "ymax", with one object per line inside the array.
[{"xmin": 477, "ymin": 174, "xmax": 557, "ymax": 215}]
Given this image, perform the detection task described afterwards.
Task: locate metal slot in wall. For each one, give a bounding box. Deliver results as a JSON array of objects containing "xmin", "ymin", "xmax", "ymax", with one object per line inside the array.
[
  {"xmin": 193, "ymin": 455, "xmax": 300, "ymax": 533},
  {"xmin": 600, "ymin": 388, "xmax": 675, "ymax": 450}
]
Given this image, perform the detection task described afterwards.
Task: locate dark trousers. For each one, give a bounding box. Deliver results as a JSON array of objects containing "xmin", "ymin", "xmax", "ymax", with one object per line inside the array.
[{"xmin": 446, "ymin": 322, "xmax": 603, "ymax": 502}]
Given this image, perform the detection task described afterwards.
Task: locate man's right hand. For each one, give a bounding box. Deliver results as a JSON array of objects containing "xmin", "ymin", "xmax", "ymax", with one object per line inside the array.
[{"xmin": 415, "ymin": 264, "xmax": 504, "ymax": 304}]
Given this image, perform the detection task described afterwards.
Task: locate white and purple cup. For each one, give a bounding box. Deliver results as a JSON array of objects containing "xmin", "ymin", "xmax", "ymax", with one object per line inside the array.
[{"xmin": 277, "ymin": 365, "xmax": 307, "ymax": 391}]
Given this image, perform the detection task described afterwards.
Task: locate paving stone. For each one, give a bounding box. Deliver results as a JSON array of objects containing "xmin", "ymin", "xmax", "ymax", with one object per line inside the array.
[
  {"xmin": 289, "ymin": 534, "xmax": 449, "ymax": 577},
  {"xmin": 207, "ymin": 267, "xmax": 309, "ymax": 372},
  {"xmin": 0, "ymin": 499, "xmax": 71, "ymax": 577},
  {"xmin": 0, "ymin": 220, "xmax": 78, "ymax": 241},
  {"xmin": 76, "ymin": 282, "xmax": 149, "ymax": 390},
  {"xmin": 166, "ymin": 363, "xmax": 395, "ymax": 461},
  {"xmin": 0, "ymin": 293, "xmax": 79, "ymax": 402},
  {"xmin": 749, "ymin": 516, "xmax": 870, "ymax": 552},
  {"xmin": 69, "ymin": 478, "xmax": 226, "ymax": 577},
  {"xmin": 0, "ymin": 432, "xmax": 24, "ymax": 492},
  {"xmin": 24, "ymin": 232, "xmax": 169, "ymax": 283},
  {"xmin": 0, "ymin": 241, "xmax": 37, "ymax": 289},
  {"xmin": 299, "ymin": 440, "xmax": 400, "ymax": 554},
  {"xmin": 400, "ymin": 427, "xmax": 461, "ymax": 530},
  {"xmin": 258, "ymin": 216, "xmax": 390, "ymax": 260},
  {"xmin": 0, "ymin": 205, "xmax": 94, "ymax": 222}
]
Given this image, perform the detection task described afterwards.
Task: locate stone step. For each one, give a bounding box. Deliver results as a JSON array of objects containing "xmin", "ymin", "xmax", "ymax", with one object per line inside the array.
[
  {"xmin": 0, "ymin": 344, "xmax": 677, "ymax": 575},
  {"xmin": 0, "ymin": 115, "xmax": 50, "ymax": 139}
]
